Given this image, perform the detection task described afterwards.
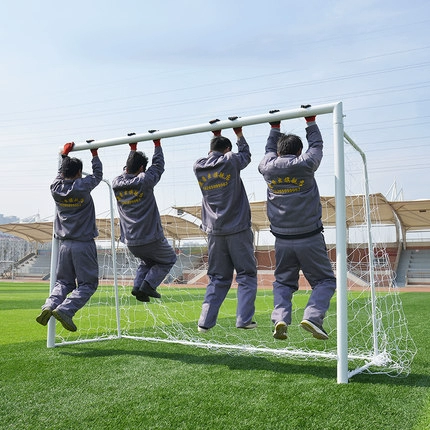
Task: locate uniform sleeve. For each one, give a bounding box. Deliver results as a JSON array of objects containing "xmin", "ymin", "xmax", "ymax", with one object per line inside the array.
[
  {"xmin": 258, "ymin": 129, "xmax": 279, "ymax": 175},
  {"xmin": 234, "ymin": 136, "xmax": 252, "ymax": 170},
  {"xmin": 265, "ymin": 128, "xmax": 279, "ymax": 155},
  {"xmin": 306, "ymin": 123, "xmax": 323, "ymax": 151},
  {"xmin": 53, "ymin": 156, "xmax": 66, "ymax": 182},
  {"xmin": 140, "ymin": 145, "xmax": 165, "ymax": 187},
  {"xmin": 82, "ymin": 155, "xmax": 103, "ymax": 191},
  {"xmin": 303, "ymin": 123, "xmax": 323, "ymax": 171}
]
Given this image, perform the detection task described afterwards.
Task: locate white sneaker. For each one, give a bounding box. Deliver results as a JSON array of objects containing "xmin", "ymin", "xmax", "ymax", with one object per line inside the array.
[
  {"xmin": 273, "ymin": 321, "xmax": 288, "ymax": 340},
  {"xmin": 198, "ymin": 326, "xmax": 209, "ymax": 333}
]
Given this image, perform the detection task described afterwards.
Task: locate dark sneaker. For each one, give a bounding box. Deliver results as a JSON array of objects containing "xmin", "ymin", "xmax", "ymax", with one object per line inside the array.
[
  {"xmin": 300, "ymin": 319, "xmax": 328, "ymax": 340},
  {"xmin": 198, "ymin": 326, "xmax": 210, "ymax": 333},
  {"xmin": 238, "ymin": 321, "xmax": 257, "ymax": 329},
  {"xmin": 273, "ymin": 321, "xmax": 288, "ymax": 340},
  {"xmin": 139, "ymin": 281, "xmax": 161, "ymax": 299},
  {"xmin": 131, "ymin": 287, "xmax": 150, "ymax": 303},
  {"xmin": 52, "ymin": 309, "xmax": 77, "ymax": 332},
  {"xmin": 36, "ymin": 307, "xmax": 52, "ymax": 326}
]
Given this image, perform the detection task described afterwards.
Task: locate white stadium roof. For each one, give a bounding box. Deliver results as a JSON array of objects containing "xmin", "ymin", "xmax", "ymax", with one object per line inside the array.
[{"xmin": 1, "ymin": 194, "xmax": 429, "ymax": 244}]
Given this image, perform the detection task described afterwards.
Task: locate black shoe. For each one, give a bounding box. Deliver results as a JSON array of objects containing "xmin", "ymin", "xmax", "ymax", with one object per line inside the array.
[
  {"xmin": 52, "ymin": 309, "xmax": 77, "ymax": 332},
  {"xmin": 139, "ymin": 281, "xmax": 161, "ymax": 299},
  {"xmin": 36, "ymin": 307, "xmax": 52, "ymax": 326},
  {"xmin": 131, "ymin": 287, "xmax": 150, "ymax": 302}
]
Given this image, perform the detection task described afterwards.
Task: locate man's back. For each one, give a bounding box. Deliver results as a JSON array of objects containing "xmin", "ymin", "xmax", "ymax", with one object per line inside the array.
[
  {"xmin": 194, "ymin": 134, "xmax": 251, "ymax": 236},
  {"xmin": 51, "ymin": 155, "xmax": 102, "ymax": 240},
  {"xmin": 258, "ymin": 124, "xmax": 324, "ymax": 237},
  {"xmin": 112, "ymin": 146, "xmax": 165, "ymax": 246}
]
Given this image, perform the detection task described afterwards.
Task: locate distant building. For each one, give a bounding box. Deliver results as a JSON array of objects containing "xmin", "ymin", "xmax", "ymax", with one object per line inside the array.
[{"xmin": 0, "ymin": 214, "xmax": 19, "ymax": 225}]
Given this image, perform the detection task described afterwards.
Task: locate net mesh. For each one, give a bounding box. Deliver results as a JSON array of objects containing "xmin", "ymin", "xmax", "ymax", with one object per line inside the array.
[{"xmin": 53, "ymin": 133, "xmax": 417, "ymax": 379}]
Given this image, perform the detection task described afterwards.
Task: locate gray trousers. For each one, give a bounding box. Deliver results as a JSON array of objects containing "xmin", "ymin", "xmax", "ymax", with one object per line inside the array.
[
  {"xmin": 199, "ymin": 229, "xmax": 258, "ymax": 329},
  {"xmin": 44, "ymin": 239, "xmax": 99, "ymax": 317},
  {"xmin": 271, "ymin": 233, "xmax": 336, "ymax": 327},
  {"xmin": 128, "ymin": 237, "xmax": 177, "ymax": 290}
]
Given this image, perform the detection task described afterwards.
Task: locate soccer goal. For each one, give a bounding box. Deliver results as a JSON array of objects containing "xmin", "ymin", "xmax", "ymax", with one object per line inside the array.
[{"xmin": 46, "ymin": 102, "xmax": 416, "ymax": 384}]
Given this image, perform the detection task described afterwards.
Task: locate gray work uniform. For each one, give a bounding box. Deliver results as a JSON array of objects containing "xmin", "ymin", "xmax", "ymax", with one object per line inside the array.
[
  {"xmin": 258, "ymin": 124, "xmax": 336, "ymax": 326},
  {"xmin": 112, "ymin": 146, "xmax": 176, "ymax": 290},
  {"xmin": 194, "ymin": 135, "xmax": 257, "ymax": 329},
  {"xmin": 44, "ymin": 155, "xmax": 103, "ymax": 317}
]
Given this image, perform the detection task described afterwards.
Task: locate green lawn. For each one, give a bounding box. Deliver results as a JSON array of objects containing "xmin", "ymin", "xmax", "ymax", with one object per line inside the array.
[{"xmin": 0, "ymin": 282, "xmax": 429, "ymax": 430}]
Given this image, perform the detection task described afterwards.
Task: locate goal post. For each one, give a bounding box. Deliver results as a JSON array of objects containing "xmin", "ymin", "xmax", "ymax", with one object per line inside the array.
[
  {"xmin": 46, "ymin": 102, "xmax": 416, "ymax": 384},
  {"xmin": 333, "ymin": 103, "xmax": 348, "ymax": 383}
]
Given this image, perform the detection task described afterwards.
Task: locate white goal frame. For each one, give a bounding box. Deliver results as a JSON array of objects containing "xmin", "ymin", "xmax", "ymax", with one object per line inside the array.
[{"xmin": 46, "ymin": 102, "xmax": 371, "ymax": 384}]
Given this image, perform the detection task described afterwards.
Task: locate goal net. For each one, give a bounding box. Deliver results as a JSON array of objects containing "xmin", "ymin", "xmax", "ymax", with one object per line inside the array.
[{"xmin": 48, "ymin": 104, "xmax": 417, "ymax": 382}]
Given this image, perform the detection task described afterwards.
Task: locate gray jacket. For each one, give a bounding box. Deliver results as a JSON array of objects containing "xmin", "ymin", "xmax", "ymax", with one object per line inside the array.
[
  {"xmin": 112, "ymin": 146, "xmax": 164, "ymax": 246},
  {"xmin": 194, "ymin": 136, "xmax": 252, "ymax": 236},
  {"xmin": 258, "ymin": 123, "xmax": 323, "ymax": 237},
  {"xmin": 51, "ymin": 155, "xmax": 103, "ymax": 241}
]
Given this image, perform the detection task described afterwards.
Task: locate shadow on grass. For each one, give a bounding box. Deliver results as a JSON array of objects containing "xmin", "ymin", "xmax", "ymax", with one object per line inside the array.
[
  {"xmin": 59, "ymin": 340, "xmax": 336, "ymax": 379},
  {"xmin": 57, "ymin": 339, "xmax": 430, "ymax": 386}
]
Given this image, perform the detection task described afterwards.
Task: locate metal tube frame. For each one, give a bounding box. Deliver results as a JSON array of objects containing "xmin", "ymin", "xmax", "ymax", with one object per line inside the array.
[
  {"xmin": 51, "ymin": 102, "xmax": 351, "ymax": 383},
  {"xmin": 68, "ymin": 103, "xmax": 340, "ymax": 152},
  {"xmin": 343, "ymin": 132, "xmax": 379, "ymax": 360}
]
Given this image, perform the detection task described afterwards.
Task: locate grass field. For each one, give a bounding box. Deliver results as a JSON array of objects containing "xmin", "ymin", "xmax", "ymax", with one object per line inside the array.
[{"xmin": 1, "ymin": 282, "xmax": 429, "ymax": 430}]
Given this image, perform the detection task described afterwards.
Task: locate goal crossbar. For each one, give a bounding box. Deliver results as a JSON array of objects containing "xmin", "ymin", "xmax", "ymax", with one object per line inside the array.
[{"xmin": 67, "ymin": 103, "xmax": 341, "ymax": 152}]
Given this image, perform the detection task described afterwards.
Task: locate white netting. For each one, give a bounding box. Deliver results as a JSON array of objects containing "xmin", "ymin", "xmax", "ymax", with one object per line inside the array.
[{"xmin": 52, "ymin": 128, "xmax": 417, "ymax": 379}]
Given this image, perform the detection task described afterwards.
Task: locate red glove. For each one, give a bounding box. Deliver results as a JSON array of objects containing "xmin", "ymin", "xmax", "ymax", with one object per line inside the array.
[
  {"xmin": 129, "ymin": 143, "xmax": 137, "ymax": 151},
  {"xmin": 62, "ymin": 142, "xmax": 74, "ymax": 156},
  {"xmin": 91, "ymin": 148, "xmax": 98, "ymax": 156},
  {"xmin": 233, "ymin": 127, "xmax": 242, "ymax": 135},
  {"xmin": 153, "ymin": 139, "xmax": 161, "ymax": 147}
]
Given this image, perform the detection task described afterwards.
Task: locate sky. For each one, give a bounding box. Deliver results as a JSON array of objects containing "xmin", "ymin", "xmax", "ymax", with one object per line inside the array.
[{"xmin": 0, "ymin": 0, "xmax": 429, "ymax": 222}]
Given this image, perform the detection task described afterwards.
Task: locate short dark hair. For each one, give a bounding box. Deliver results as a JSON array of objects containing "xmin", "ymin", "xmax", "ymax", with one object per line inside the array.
[
  {"xmin": 61, "ymin": 157, "xmax": 83, "ymax": 178},
  {"xmin": 126, "ymin": 151, "xmax": 148, "ymax": 174},
  {"xmin": 210, "ymin": 136, "xmax": 232, "ymax": 153},
  {"xmin": 277, "ymin": 133, "xmax": 303, "ymax": 156}
]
